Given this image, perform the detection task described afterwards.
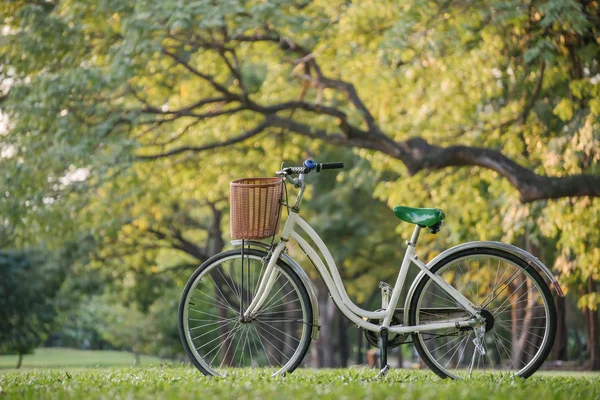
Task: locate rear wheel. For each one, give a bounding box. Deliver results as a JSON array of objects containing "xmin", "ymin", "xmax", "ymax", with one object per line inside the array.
[
  {"xmin": 178, "ymin": 249, "xmax": 313, "ymax": 376},
  {"xmin": 408, "ymin": 248, "xmax": 556, "ymax": 379}
]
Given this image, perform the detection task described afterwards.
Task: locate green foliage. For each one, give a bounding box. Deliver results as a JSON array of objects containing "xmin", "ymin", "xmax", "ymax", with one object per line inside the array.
[
  {"xmin": 143, "ymin": 288, "xmax": 184, "ymax": 359},
  {"xmin": 92, "ymin": 297, "xmax": 147, "ymax": 359},
  {"xmin": 59, "ymin": 290, "xmax": 182, "ymax": 360},
  {"xmin": 0, "ymin": 250, "xmax": 67, "ymax": 358},
  {"xmin": 295, "ymin": 148, "xmax": 405, "ymax": 302},
  {"xmin": 1, "ymin": 0, "xmax": 599, "ymax": 366},
  {"xmin": 0, "ymin": 368, "xmax": 599, "ymax": 400}
]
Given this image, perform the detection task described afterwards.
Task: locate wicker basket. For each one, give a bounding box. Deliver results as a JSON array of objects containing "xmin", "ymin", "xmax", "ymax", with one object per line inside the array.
[{"xmin": 230, "ymin": 177, "xmax": 284, "ymax": 239}]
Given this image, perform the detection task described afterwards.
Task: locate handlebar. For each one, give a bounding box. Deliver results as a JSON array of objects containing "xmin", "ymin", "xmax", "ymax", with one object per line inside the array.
[
  {"xmin": 317, "ymin": 162, "xmax": 345, "ymax": 172},
  {"xmin": 278, "ymin": 160, "xmax": 344, "ymax": 176}
]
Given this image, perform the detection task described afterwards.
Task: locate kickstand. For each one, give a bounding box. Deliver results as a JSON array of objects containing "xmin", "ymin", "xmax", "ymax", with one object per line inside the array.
[{"xmin": 377, "ymin": 328, "xmax": 391, "ymax": 378}]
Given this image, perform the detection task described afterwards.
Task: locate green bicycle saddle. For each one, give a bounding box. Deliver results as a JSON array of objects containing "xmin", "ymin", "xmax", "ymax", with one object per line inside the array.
[{"xmin": 392, "ymin": 206, "xmax": 445, "ymax": 227}]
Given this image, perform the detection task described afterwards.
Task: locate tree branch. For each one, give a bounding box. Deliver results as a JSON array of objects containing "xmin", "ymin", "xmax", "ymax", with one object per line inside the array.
[
  {"xmin": 137, "ymin": 29, "xmax": 600, "ymax": 203},
  {"xmin": 136, "ymin": 117, "xmax": 274, "ymax": 160},
  {"xmin": 162, "ymin": 49, "xmax": 238, "ymax": 99},
  {"xmin": 147, "ymin": 227, "xmax": 208, "ymax": 261},
  {"xmin": 519, "ymin": 60, "xmax": 546, "ymax": 125},
  {"xmin": 269, "ymin": 116, "xmax": 600, "ymax": 202}
]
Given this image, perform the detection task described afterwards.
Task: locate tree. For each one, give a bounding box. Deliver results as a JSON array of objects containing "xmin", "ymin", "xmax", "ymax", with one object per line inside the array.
[
  {"xmin": 0, "ymin": 250, "xmax": 67, "ymax": 368},
  {"xmin": 88, "ymin": 295, "xmax": 148, "ymax": 365},
  {"xmin": 1, "ymin": 0, "xmax": 599, "ymax": 369},
  {"xmin": 1, "ymin": 1, "xmax": 598, "ymax": 211}
]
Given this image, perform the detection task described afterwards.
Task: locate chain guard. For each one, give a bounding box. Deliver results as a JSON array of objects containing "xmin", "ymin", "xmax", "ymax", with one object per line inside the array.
[
  {"xmin": 364, "ymin": 310, "xmax": 408, "ymax": 348},
  {"xmin": 364, "ymin": 308, "xmax": 476, "ymax": 347}
]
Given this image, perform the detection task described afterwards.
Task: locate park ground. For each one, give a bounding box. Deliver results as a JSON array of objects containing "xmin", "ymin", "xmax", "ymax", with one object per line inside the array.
[{"xmin": 0, "ymin": 349, "xmax": 599, "ymax": 399}]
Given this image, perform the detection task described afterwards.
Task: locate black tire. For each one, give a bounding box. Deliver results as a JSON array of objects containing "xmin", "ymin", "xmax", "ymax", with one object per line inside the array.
[
  {"xmin": 408, "ymin": 248, "xmax": 557, "ymax": 379},
  {"xmin": 178, "ymin": 248, "xmax": 313, "ymax": 376}
]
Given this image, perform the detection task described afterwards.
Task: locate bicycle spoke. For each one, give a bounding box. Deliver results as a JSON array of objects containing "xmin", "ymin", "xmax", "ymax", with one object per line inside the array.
[
  {"xmin": 491, "ymin": 331, "xmax": 515, "ymax": 369},
  {"xmin": 414, "ymin": 253, "xmax": 553, "ymax": 379},
  {"xmin": 479, "ymin": 260, "xmax": 506, "ymax": 307},
  {"xmin": 257, "ymin": 309, "xmax": 303, "ymax": 315},
  {"xmin": 216, "ymin": 267, "xmax": 242, "ymax": 304},
  {"xmin": 254, "ymin": 321, "xmax": 299, "ymax": 351},
  {"xmin": 251, "ymin": 325, "xmax": 280, "ymax": 367},
  {"xmin": 207, "ymin": 324, "xmax": 243, "ymax": 365},
  {"xmin": 189, "ymin": 308, "xmax": 233, "ymax": 320},
  {"xmin": 189, "ymin": 317, "xmax": 238, "ymax": 331},
  {"xmin": 193, "ymin": 289, "xmax": 232, "ymax": 310},
  {"xmin": 253, "ymin": 323, "xmax": 290, "ymax": 361},
  {"xmin": 248, "ymin": 325, "xmax": 270, "ymax": 367},
  {"xmin": 190, "ymin": 296, "xmax": 233, "ymax": 311},
  {"xmin": 488, "ymin": 274, "xmax": 529, "ymax": 315},
  {"xmin": 495, "ymin": 321, "xmax": 545, "ymax": 340},
  {"xmin": 181, "ymin": 253, "xmax": 309, "ymax": 375},
  {"xmin": 207, "ymin": 273, "xmax": 237, "ymax": 313},
  {"xmin": 428, "ymin": 334, "xmax": 465, "ymax": 354},
  {"xmin": 256, "ymin": 281, "xmax": 292, "ymax": 316},
  {"xmin": 197, "ymin": 324, "xmax": 242, "ymax": 351},
  {"xmin": 440, "ymin": 335, "xmax": 469, "ymax": 365},
  {"xmin": 456, "ymin": 333, "xmax": 473, "ymax": 373}
]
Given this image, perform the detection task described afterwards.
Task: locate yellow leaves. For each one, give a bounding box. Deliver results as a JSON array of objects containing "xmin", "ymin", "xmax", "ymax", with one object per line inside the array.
[
  {"xmin": 122, "ymin": 225, "xmax": 134, "ymax": 235},
  {"xmin": 553, "ymin": 98, "xmax": 574, "ymax": 121},
  {"xmin": 151, "ymin": 206, "xmax": 163, "ymax": 221},
  {"xmin": 179, "ymin": 85, "xmax": 188, "ymax": 99},
  {"xmin": 132, "ymin": 218, "xmax": 149, "ymax": 231},
  {"xmin": 578, "ymin": 292, "xmax": 600, "ymax": 311},
  {"xmin": 589, "ymin": 98, "xmax": 600, "ymax": 115}
]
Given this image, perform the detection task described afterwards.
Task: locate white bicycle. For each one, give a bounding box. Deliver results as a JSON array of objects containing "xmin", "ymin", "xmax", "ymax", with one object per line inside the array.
[{"xmin": 178, "ymin": 160, "xmax": 562, "ymax": 379}]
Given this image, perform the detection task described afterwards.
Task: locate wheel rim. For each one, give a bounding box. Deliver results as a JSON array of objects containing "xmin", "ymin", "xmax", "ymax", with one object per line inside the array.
[
  {"xmin": 415, "ymin": 254, "xmax": 552, "ymax": 379},
  {"xmin": 182, "ymin": 254, "xmax": 310, "ymax": 376}
]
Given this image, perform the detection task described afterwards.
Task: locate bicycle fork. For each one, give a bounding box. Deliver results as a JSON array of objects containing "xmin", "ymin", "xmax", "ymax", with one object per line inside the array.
[{"xmin": 243, "ymin": 241, "xmax": 286, "ymax": 318}]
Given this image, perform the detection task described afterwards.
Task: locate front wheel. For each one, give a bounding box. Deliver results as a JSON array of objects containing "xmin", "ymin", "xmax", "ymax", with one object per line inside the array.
[
  {"xmin": 408, "ymin": 248, "xmax": 556, "ymax": 379},
  {"xmin": 178, "ymin": 249, "xmax": 313, "ymax": 376}
]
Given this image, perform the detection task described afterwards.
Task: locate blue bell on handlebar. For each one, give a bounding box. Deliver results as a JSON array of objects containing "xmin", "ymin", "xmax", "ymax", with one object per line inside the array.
[{"xmin": 304, "ymin": 159, "xmax": 317, "ymax": 170}]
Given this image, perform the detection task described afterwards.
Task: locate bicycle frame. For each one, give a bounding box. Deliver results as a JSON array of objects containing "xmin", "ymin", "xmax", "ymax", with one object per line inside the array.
[{"xmin": 243, "ymin": 210, "xmax": 482, "ymax": 335}]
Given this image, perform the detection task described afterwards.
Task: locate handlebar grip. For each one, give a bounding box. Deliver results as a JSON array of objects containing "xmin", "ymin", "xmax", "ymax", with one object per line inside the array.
[
  {"xmin": 285, "ymin": 166, "xmax": 311, "ymax": 175},
  {"xmin": 317, "ymin": 162, "xmax": 344, "ymax": 172}
]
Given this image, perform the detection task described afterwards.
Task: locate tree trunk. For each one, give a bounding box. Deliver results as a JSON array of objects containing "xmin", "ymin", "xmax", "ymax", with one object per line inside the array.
[
  {"xmin": 397, "ymin": 346, "xmax": 404, "ymax": 368},
  {"xmin": 311, "ymin": 279, "xmax": 336, "ymax": 367},
  {"xmin": 549, "ymin": 294, "xmax": 568, "ymax": 361},
  {"xmin": 517, "ymin": 235, "xmax": 546, "ymax": 366},
  {"xmin": 16, "ymin": 353, "xmax": 23, "ymax": 369},
  {"xmin": 284, "ymin": 298, "xmax": 296, "ymax": 361},
  {"xmin": 337, "ymin": 312, "xmax": 349, "ymax": 367},
  {"xmin": 218, "ymin": 302, "xmax": 234, "ymax": 366},
  {"xmin": 510, "ymin": 273, "xmax": 527, "ymax": 368},
  {"xmin": 356, "ymin": 329, "xmax": 364, "ymax": 365},
  {"xmin": 208, "ymin": 208, "xmax": 233, "ymax": 366},
  {"xmin": 583, "ymin": 278, "xmax": 600, "ymax": 370}
]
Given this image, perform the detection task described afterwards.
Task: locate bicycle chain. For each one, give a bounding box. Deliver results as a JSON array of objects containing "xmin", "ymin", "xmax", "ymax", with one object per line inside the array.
[{"xmin": 400, "ymin": 330, "xmax": 469, "ymax": 345}]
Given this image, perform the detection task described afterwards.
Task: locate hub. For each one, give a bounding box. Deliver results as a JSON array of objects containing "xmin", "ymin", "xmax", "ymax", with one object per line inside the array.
[
  {"xmin": 239, "ymin": 315, "xmax": 255, "ymax": 324},
  {"xmin": 479, "ymin": 309, "xmax": 495, "ymax": 332}
]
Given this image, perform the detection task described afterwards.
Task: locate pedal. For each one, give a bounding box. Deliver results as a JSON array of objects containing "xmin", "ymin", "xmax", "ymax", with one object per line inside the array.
[
  {"xmin": 472, "ymin": 326, "xmax": 486, "ymax": 355},
  {"xmin": 377, "ymin": 364, "xmax": 391, "ymax": 378}
]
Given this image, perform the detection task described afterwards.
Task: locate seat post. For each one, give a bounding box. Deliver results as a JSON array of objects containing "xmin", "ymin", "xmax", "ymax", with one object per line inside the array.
[{"xmin": 409, "ymin": 225, "xmax": 422, "ymax": 247}]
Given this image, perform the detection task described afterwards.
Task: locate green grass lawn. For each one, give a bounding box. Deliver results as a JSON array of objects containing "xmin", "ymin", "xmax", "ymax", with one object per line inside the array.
[
  {"xmin": 0, "ymin": 350, "xmax": 598, "ymax": 399},
  {"xmin": 0, "ymin": 348, "xmax": 165, "ymax": 369},
  {"xmin": 0, "ymin": 367, "xmax": 599, "ymax": 400}
]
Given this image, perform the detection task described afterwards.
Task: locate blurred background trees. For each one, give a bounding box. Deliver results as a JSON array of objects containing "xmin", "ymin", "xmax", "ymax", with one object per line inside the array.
[
  {"xmin": 0, "ymin": 250, "xmax": 68, "ymax": 368},
  {"xmin": 1, "ymin": 0, "xmax": 598, "ymax": 369}
]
